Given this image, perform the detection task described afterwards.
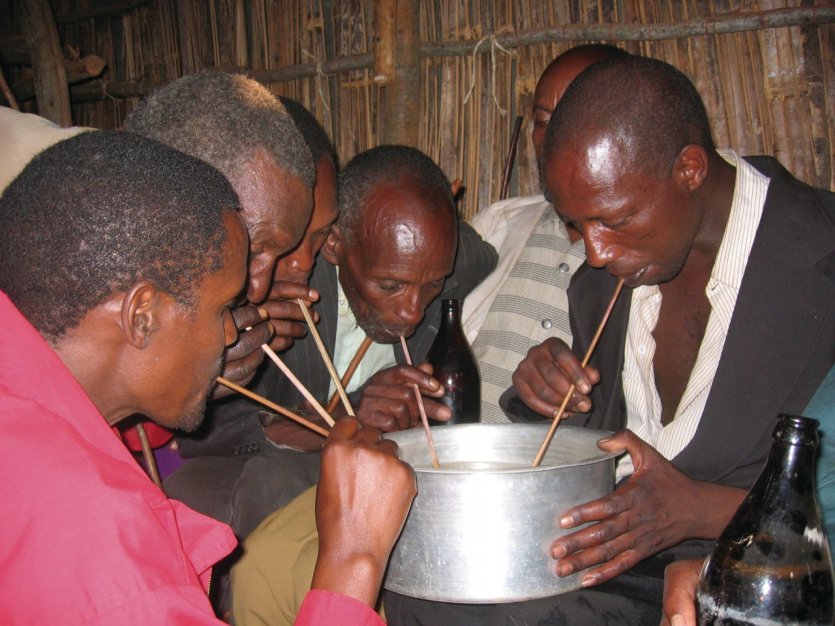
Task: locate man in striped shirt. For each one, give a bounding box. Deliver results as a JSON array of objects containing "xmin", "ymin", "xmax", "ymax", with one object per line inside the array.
[{"xmin": 462, "ymin": 44, "xmax": 627, "ymax": 424}]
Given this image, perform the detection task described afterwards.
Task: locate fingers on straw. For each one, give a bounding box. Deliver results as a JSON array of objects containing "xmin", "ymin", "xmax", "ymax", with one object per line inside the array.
[
  {"xmin": 216, "ymin": 376, "xmax": 330, "ymax": 438},
  {"xmin": 532, "ymin": 278, "xmax": 625, "ymax": 467}
]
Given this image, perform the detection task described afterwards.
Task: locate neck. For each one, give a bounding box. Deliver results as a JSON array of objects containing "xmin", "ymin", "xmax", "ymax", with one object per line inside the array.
[
  {"xmin": 690, "ymin": 152, "xmax": 737, "ymax": 260},
  {"xmin": 54, "ymin": 316, "xmax": 135, "ymax": 427}
]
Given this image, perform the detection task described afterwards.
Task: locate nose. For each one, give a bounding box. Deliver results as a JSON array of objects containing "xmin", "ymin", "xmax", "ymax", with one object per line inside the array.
[
  {"xmin": 223, "ymin": 309, "xmax": 239, "ymax": 347},
  {"xmin": 247, "ymin": 253, "xmax": 277, "ymax": 304},
  {"xmin": 395, "ymin": 289, "xmax": 423, "ymax": 326},
  {"xmin": 288, "ymin": 240, "xmax": 315, "ymax": 276},
  {"xmin": 583, "ymin": 229, "xmax": 620, "ymax": 269}
]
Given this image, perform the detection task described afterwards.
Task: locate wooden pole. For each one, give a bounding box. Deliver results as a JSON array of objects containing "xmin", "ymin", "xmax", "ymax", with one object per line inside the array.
[
  {"xmin": 380, "ymin": 0, "xmax": 420, "ymax": 146},
  {"xmin": 373, "ymin": 0, "xmax": 396, "ymax": 85},
  {"xmin": 15, "ymin": 0, "xmax": 71, "ymax": 126}
]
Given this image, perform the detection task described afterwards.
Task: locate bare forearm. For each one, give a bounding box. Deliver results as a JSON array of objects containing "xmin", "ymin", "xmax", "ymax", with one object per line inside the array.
[{"xmin": 685, "ymin": 481, "xmax": 747, "ymax": 539}]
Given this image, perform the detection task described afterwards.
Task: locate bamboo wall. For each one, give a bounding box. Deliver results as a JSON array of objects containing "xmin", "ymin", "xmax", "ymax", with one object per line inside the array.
[{"xmin": 4, "ymin": 0, "xmax": 833, "ymax": 220}]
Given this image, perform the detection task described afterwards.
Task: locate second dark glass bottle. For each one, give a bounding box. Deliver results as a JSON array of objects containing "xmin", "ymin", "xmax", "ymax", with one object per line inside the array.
[
  {"xmin": 695, "ymin": 414, "xmax": 834, "ymax": 625},
  {"xmin": 425, "ymin": 299, "xmax": 480, "ymax": 425}
]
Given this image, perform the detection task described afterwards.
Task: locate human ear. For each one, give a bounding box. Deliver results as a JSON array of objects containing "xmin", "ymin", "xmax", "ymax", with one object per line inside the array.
[
  {"xmin": 120, "ymin": 281, "xmax": 160, "ymax": 349},
  {"xmin": 675, "ymin": 144, "xmax": 709, "ymax": 192},
  {"xmin": 320, "ymin": 224, "xmax": 342, "ymax": 265}
]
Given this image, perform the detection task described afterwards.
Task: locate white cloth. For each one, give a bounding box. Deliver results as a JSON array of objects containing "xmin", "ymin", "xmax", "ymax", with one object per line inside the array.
[
  {"xmin": 330, "ymin": 272, "xmax": 396, "ymax": 397},
  {"xmin": 464, "ymin": 195, "xmax": 585, "ymax": 423},
  {"xmin": 0, "ymin": 107, "xmax": 93, "ymax": 193},
  {"xmin": 618, "ymin": 150, "xmax": 770, "ymax": 479}
]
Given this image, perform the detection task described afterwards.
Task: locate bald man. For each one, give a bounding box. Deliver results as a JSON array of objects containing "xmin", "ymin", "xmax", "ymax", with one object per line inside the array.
[{"xmin": 462, "ymin": 44, "xmax": 628, "ymax": 423}]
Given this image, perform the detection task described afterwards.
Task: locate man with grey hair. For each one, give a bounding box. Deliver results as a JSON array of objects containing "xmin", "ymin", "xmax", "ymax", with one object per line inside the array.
[
  {"xmin": 124, "ymin": 71, "xmax": 319, "ymax": 617},
  {"xmin": 125, "ymin": 71, "xmax": 317, "ymax": 397}
]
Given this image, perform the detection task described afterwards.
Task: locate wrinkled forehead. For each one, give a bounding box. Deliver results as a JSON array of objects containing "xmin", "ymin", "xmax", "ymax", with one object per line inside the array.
[{"xmin": 350, "ymin": 194, "xmax": 456, "ymax": 271}]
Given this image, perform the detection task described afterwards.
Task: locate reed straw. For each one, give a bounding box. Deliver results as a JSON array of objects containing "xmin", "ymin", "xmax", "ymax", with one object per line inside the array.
[
  {"xmin": 135, "ymin": 422, "xmax": 163, "ymax": 489},
  {"xmin": 531, "ymin": 278, "xmax": 625, "ymax": 467},
  {"xmin": 326, "ymin": 335, "xmax": 373, "ymax": 413},
  {"xmin": 261, "ymin": 344, "xmax": 336, "ymax": 427},
  {"xmin": 297, "ymin": 298, "xmax": 355, "ymax": 416},
  {"xmin": 400, "ymin": 336, "xmax": 440, "ymax": 469},
  {"xmin": 216, "ymin": 376, "xmax": 330, "ymax": 438}
]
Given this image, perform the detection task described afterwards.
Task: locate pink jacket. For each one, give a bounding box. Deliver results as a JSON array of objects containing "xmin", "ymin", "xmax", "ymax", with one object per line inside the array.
[{"xmin": 0, "ymin": 292, "xmax": 382, "ymax": 625}]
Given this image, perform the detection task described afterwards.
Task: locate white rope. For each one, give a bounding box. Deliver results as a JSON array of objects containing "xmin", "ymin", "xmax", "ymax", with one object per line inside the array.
[
  {"xmin": 302, "ymin": 49, "xmax": 331, "ymax": 114},
  {"xmin": 463, "ymin": 35, "xmax": 512, "ymax": 116}
]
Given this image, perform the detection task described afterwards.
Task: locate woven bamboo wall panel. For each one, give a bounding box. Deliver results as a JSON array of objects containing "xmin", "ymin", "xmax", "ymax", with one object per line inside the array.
[{"xmin": 25, "ymin": 0, "xmax": 834, "ymax": 219}]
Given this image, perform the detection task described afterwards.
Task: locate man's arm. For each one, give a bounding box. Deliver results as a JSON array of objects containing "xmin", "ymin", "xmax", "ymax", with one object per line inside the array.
[
  {"xmin": 661, "ymin": 559, "xmax": 704, "ymax": 626},
  {"xmin": 305, "ymin": 419, "xmax": 416, "ymax": 617}
]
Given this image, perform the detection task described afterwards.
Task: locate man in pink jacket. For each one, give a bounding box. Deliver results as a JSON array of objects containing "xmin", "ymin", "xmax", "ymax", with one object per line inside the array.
[{"xmin": 0, "ymin": 129, "xmax": 414, "ymax": 625}]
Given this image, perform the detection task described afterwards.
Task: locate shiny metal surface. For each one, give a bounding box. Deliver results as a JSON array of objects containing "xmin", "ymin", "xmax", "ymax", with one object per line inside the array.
[{"xmin": 383, "ymin": 423, "xmax": 619, "ymax": 603}]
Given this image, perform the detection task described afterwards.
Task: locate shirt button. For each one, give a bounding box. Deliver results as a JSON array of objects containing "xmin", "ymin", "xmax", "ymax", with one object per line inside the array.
[
  {"xmin": 542, "ymin": 319, "xmax": 553, "ymax": 329},
  {"xmin": 558, "ymin": 262, "xmax": 570, "ymax": 273}
]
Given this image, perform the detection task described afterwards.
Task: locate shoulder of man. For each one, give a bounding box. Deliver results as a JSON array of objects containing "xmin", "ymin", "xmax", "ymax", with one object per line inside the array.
[{"xmin": 441, "ymin": 220, "xmax": 499, "ymax": 301}]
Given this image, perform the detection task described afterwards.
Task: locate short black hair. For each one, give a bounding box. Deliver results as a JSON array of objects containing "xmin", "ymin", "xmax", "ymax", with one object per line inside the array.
[
  {"xmin": 278, "ymin": 97, "xmax": 337, "ymax": 169},
  {"xmin": 544, "ymin": 55, "xmax": 714, "ymax": 178},
  {"xmin": 338, "ymin": 145, "xmax": 453, "ymax": 243},
  {"xmin": 0, "ymin": 130, "xmax": 238, "ymax": 344},
  {"xmin": 125, "ymin": 71, "xmax": 314, "ymax": 189}
]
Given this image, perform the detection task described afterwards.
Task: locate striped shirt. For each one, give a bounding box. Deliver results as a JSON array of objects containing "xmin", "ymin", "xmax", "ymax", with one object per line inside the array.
[
  {"xmin": 617, "ymin": 150, "xmax": 770, "ymax": 479},
  {"xmin": 465, "ymin": 196, "xmax": 585, "ymax": 424}
]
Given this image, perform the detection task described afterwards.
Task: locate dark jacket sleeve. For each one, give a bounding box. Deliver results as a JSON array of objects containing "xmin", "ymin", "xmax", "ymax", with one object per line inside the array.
[{"xmin": 407, "ymin": 220, "xmax": 498, "ymax": 362}]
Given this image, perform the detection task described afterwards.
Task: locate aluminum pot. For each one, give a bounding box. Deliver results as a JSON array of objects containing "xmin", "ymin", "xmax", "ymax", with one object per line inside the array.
[{"xmin": 383, "ymin": 423, "xmax": 619, "ymax": 603}]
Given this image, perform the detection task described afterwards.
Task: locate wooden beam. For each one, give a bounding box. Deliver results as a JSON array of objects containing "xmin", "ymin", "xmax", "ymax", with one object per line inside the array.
[
  {"xmin": 57, "ymin": 5, "xmax": 835, "ymax": 106},
  {"xmin": 0, "ymin": 35, "xmax": 28, "ymax": 65},
  {"xmin": 65, "ymin": 53, "xmax": 374, "ymax": 102},
  {"xmin": 420, "ymin": 6, "xmax": 835, "ymax": 56},
  {"xmin": 53, "ymin": 0, "xmax": 153, "ymax": 26},
  {"xmin": 16, "ymin": 0, "xmax": 71, "ymax": 126},
  {"xmin": 0, "ymin": 66, "xmax": 20, "ymax": 110},
  {"xmin": 12, "ymin": 55, "xmax": 106, "ymax": 101}
]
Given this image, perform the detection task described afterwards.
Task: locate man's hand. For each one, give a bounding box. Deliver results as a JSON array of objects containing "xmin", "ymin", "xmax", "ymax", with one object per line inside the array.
[
  {"xmin": 352, "ymin": 363, "xmax": 450, "ymax": 431},
  {"xmin": 213, "ymin": 305, "xmax": 273, "ymax": 398},
  {"xmin": 549, "ymin": 430, "xmax": 745, "ymax": 587},
  {"xmin": 661, "ymin": 558, "xmax": 705, "ymax": 626},
  {"xmin": 260, "ymin": 281, "xmax": 320, "ymax": 353},
  {"xmin": 312, "ymin": 419, "xmax": 417, "ymax": 607},
  {"xmin": 512, "ymin": 337, "xmax": 600, "ymax": 417}
]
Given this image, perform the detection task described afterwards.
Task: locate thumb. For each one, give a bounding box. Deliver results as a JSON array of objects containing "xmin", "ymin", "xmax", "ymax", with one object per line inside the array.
[{"xmin": 596, "ymin": 428, "xmax": 637, "ymax": 457}]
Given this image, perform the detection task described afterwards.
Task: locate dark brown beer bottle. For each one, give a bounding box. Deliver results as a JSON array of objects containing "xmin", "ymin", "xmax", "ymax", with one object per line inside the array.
[
  {"xmin": 696, "ymin": 414, "xmax": 834, "ymax": 625},
  {"xmin": 426, "ymin": 299, "xmax": 480, "ymax": 425}
]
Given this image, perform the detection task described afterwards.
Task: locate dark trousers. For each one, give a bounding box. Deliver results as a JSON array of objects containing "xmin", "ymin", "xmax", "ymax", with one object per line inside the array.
[{"xmin": 384, "ymin": 558, "xmax": 668, "ymax": 626}]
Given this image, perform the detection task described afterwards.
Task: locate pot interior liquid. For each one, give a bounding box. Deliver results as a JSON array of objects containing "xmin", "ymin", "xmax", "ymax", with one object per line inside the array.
[{"xmin": 415, "ymin": 460, "xmax": 525, "ymax": 470}]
